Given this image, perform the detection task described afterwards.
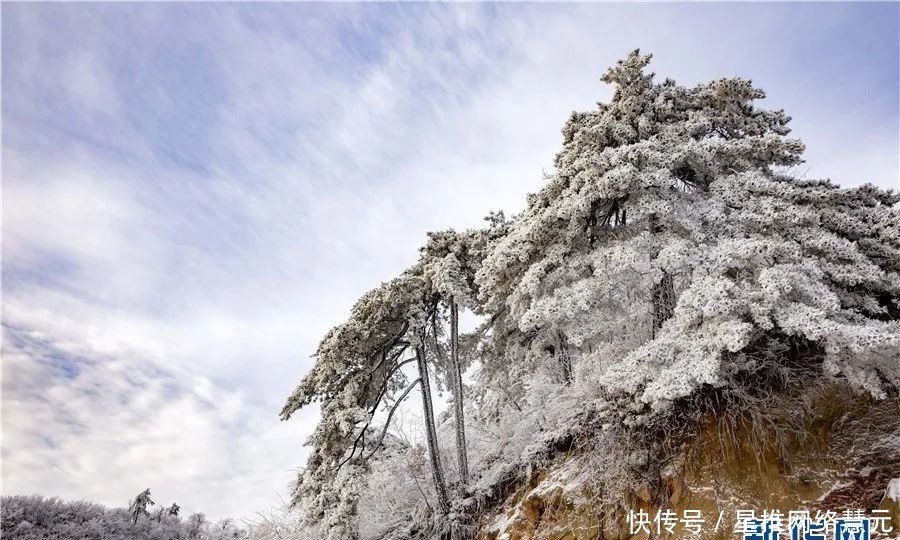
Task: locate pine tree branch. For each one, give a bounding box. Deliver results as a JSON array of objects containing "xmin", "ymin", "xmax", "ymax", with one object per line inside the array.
[
  {"xmin": 362, "ymin": 378, "xmax": 421, "ymax": 462},
  {"xmin": 335, "ymin": 356, "xmax": 420, "ymax": 472}
]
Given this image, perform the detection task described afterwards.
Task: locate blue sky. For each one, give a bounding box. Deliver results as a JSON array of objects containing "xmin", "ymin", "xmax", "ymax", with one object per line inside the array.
[{"xmin": 2, "ymin": 2, "xmax": 898, "ymax": 520}]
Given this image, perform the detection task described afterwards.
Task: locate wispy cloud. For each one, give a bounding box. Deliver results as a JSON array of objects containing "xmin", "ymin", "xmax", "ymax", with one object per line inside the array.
[{"xmin": 2, "ymin": 2, "xmax": 897, "ymax": 520}]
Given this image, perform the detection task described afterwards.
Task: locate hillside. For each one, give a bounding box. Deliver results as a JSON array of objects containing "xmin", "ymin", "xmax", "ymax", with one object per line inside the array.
[{"xmin": 479, "ymin": 383, "xmax": 899, "ymax": 540}]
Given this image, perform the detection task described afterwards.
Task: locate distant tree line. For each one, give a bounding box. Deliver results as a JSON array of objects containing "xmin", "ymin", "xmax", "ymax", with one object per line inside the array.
[{"xmin": 1, "ymin": 490, "xmax": 242, "ymax": 540}]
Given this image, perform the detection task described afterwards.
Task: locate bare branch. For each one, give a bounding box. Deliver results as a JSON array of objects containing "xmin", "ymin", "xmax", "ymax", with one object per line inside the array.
[
  {"xmin": 368, "ymin": 356, "xmax": 417, "ymax": 416},
  {"xmin": 334, "ymin": 356, "xmax": 420, "ymax": 472},
  {"xmin": 362, "ymin": 378, "xmax": 421, "ymax": 462}
]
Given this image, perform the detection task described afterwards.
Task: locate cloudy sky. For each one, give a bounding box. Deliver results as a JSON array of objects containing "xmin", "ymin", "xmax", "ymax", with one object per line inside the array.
[{"xmin": 2, "ymin": 2, "xmax": 898, "ymax": 521}]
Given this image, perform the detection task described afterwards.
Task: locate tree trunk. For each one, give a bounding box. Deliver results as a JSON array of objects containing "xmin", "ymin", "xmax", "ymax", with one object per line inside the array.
[
  {"xmin": 557, "ymin": 330, "xmax": 573, "ymax": 385},
  {"xmin": 649, "ymin": 214, "xmax": 675, "ymax": 339},
  {"xmin": 416, "ymin": 342, "xmax": 451, "ymax": 515},
  {"xmin": 450, "ymin": 299, "xmax": 469, "ymax": 486}
]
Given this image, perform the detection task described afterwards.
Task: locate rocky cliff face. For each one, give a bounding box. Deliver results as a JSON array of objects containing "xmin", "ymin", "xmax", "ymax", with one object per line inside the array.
[{"xmin": 478, "ymin": 386, "xmax": 900, "ymax": 540}]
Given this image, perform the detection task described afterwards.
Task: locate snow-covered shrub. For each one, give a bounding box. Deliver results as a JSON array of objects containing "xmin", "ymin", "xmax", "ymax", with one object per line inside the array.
[{"xmin": 0, "ymin": 494, "xmax": 242, "ymax": 540}]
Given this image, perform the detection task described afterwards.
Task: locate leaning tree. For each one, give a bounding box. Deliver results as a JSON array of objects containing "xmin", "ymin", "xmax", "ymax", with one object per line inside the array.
[
  {"xmin": 281, "ymin": 266, "xmax": 451, "ymax": 540},
  {"xmin": 128, "ymin": 489, "xmax": 155, "ymax": 524},
  {"xmin": 281, "ymin": 213, "xmax": 509, "ymax": 539}
]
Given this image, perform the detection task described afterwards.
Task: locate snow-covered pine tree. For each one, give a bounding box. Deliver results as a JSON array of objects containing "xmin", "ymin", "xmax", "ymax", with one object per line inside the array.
[
  {"xmin": 281, "ymin": 266, "xmax": 456, "ymax": 538},
  {"xmin": 280, "ymin": 270, "xmax": 424, "ymax": 538},
  {"xmin": 475, "ymin": 49, "xmax": 898, "ymax": 421},
  {"xmin": 421, "ymin": 230, "xmax": 474, "ymax": 490},
  {"xmin": 420, "ymin": 217, "xmax": 508, "ymax": 488},
  {"xmin": 128, "ymin": 489, "xmax": 155, "ymax": 525},
  {"xmin": 598, "ymin": 171, "xmax": 900, "ymax": 418},
  {"xmin": 281, "ymin": 215, "xmax": 509, "ymax": 538},
  {"xmin": 475, "ymin": 50, "xmax": 809, "ymax": 404}
]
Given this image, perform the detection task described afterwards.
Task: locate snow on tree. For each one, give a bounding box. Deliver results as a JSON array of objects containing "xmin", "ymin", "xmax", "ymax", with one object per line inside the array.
[
  {"xmin": 1, "ymin": 495, "xmax": 224, "ymax": 540},
  {"xmin": 280, "ymin": 267, "xmax": 454, "ymax": 539},
  {"xmin": 128, "ymin": 489, "xmax": 155, "ymax": 524},
  {"xmin": 599, "ymin": 171, "xmax": 900, "ymax": 418},
  {"xmin": 279, "ymin": 214, "xmax": 511, "ymax": 538},
  {"xmin": 420, "ymin": 214, "xmax": 510, "ymax": 489},
  {"xmin": 187, "ymin": 512, "xmax": 207, "ymax": 539},
  {"xmin": 473, "ymin": 49, "xmax": 898, "ymax": 418},
  {"xmin": 282, "ymin": 50, "xmax": 899, "ymax": 539}
]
